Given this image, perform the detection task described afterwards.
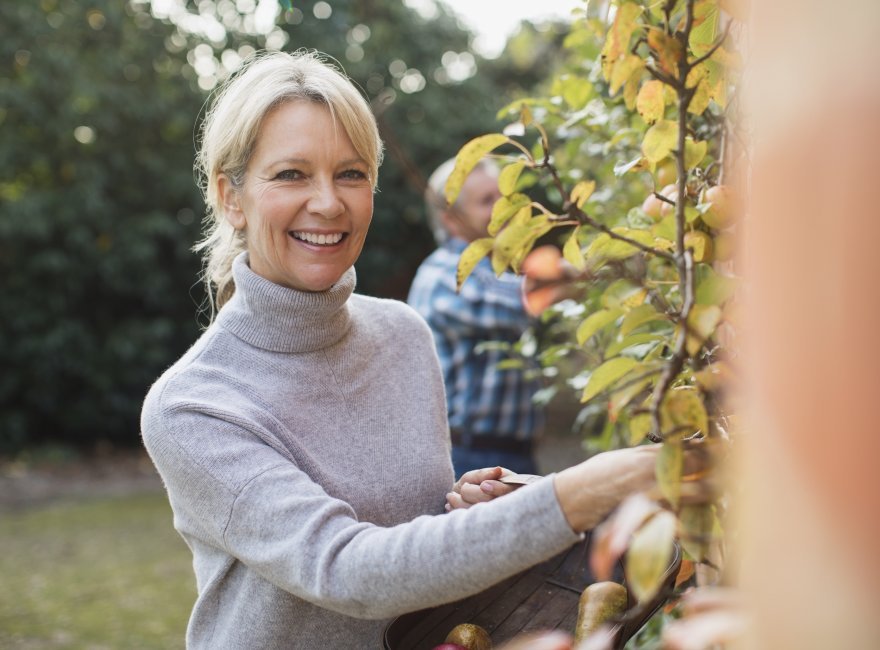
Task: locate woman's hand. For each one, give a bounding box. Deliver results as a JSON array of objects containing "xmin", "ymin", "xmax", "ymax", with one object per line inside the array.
[
  {"xmin": 553, "ymin": 443, "xmax": 713, "ymax": 532},
  {"xmin": 445, "ymin": 466, "xmax": 521, "ymax": 511}
]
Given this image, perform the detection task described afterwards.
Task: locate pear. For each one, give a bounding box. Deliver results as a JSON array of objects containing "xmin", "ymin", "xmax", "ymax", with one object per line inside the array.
[
  {"xmin": 444, "ymin": 623, "xmax": 493, "ymax": 650},
  {"xmin": 574, "ymin": 581, "xmax": 628, "ymax": 644}
]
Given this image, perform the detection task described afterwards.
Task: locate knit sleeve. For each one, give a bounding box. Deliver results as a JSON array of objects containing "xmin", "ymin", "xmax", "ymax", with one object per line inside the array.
[
  {"xmin": 224, "ymin": 460, "xmax": 582, "ymax": 620},
  {"xmin": 147, "ymin": 400, "xmax": 580, "ymax": 621}
]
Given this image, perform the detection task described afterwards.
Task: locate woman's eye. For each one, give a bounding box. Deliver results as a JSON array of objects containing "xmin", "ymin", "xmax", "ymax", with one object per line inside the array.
[
  {"xmin": 339, "ymin": 169, "xmax": 368, "ymax": 182},
  {"xmin": 275, "ymin": 169, "xmax": 303, "ymax": 181}
]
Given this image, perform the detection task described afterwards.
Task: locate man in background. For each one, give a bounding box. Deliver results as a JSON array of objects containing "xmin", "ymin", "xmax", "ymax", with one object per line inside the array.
[{"xmin": 407, "ymin": 158, "xmax": 543, "ymax": 477}]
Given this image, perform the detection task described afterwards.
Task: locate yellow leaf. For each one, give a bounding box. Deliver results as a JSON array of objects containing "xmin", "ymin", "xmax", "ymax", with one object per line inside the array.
[
  {"xmin": 626, "ymin": 510, "xmax": 677, "ymax": 602},
  {"xmin": 642, "ymin": 119, "xmax": 679, "ymax": 164},
  {"xmin": 661, "ymin": 386, "xmax": 709, "ymax": 438},
  {"xmin": 489, "ymin": 194, "xmax": 530, "ymax": 236},
  {"xmin": 570, "ymin": 180, "xmax": 596, "ymax": 208},
  {"xmin": 498, "ymin": 161, "xmax": 526, "ymax": 196},
  {"xmin": 684, "ymin": 138, "xmax": 708, "ymax": 169},
  {"xmin": 582, "ymin": 357, "xmax": 638, "ymax": 403},
  {"xmin": 492, "ymin": 224, "xmax": 532, "ymax": 276},
  {"xmin": 656, "ymin": 440, "xmax": 683, "ymax": 507},
  {"xmin": 456, "ymin": 237, "xmax": 494, "ymax": 289},
  {"xmin": 629, "ymin": 412, "xmax": 652, "ymax": 445},
  {"xmin": 445, "ymin": 134, "xmax": 509, "ymax": 204},
  {"xmin": 636, "ymin": 80, "xmax": 665, "ymax": 123},
  {"xmin": 601, "ymin": 1, "xmax": 644, "ymax": 63},
  {"xmin": 623, "ymin": 74, "xmax": 640, "ymax": 111},
  {"xmin": 610, "ymin": 54, "xmax": 645, "ymax": 96},
  {"xmin": 563, "ymin": 227, "xmax": 586, "ymax": 271}
]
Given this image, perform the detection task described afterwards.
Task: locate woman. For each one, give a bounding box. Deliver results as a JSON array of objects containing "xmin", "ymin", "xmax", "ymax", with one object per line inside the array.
[{"xmin": 141, "ymin": 50, "xmax": 661, "ymax": 649}]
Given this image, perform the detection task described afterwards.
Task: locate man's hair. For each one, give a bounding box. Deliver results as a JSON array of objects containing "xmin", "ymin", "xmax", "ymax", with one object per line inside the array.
[{"xmin": 424, "ymin": 158, "xmax": 497, "ymax": 245}]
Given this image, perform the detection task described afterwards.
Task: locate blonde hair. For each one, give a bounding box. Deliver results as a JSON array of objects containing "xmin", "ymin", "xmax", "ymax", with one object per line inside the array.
[{"xmin": 194, "ymin": 50, "xmax": 383, "ymax": 316}]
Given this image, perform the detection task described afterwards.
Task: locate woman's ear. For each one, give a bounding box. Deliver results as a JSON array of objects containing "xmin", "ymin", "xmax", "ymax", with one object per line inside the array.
[{"xmin": 217, "ymin": 174, "xmax": 246, "ymax": 230}]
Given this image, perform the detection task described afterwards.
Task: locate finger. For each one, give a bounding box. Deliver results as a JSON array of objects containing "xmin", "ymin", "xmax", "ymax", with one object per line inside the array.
[
  {"xmin": 446, "ymin": 491, "xmax": 471, "ymax": 510},
  {"xmin": 459, "ymin": 482, "xmax": 494, "ymax": 505},
  {"xmin": 454, "ymin": 466, "xmax": 504, "ymax": 493},
  {"xmin": 478, "ymin": 480, "xmax": 518, "ymax": 498}
]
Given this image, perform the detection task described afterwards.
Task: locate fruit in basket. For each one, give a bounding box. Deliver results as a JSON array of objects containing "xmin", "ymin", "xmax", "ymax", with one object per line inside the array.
[
  {"xmin": 574, "ymin": 581, "xmax": 628, "ymax": 643},
  {"xmin": 444, "ymin": 622, "xmax": 493, "ymax": 650}
]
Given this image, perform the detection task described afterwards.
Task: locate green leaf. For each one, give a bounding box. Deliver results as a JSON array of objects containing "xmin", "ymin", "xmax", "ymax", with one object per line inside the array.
[
  {"xmin": 695, "ymin": 265, "xmax": 737, "ymax": 306},
  {"xmin": 642, "ymin": 119, "xmax": 679, "ymax": 163},
  {"xmin": 553, "ymin": 74, "xmax": 593, "ymax": 109},
  {"xmin": 610, "ymin": 371, "xmax": 660, "ymax": 421},
  {"xmin": 686, "ymin": 304, "xmax": 723, "ymax": 355},
  {"xmin": 679, "ymin": 504, "xmax": 717, "ymax": 562},
  {"xmin": 684, "ymin": 138, "xmax": 708, "ymax": 170},
  {"xmin": 456, "ymin": 237, "xmax": 494, "ymax": 289},
  {"xmin": 498, "ymin": 161, "xmax": 526, "ymax": 196},
  {"xmin": 563, "ymin": 227, "xmax": 586, "ymax": 271},
  {"xmin": 636, "ymin": 80, "xmax": 665, "ymax": 123},
  {"xmin": 620, "ymin": 304, "xmax": 669, "ymax": 336},
  {"xmin": 629, "ymin": 411, "xmax": 653, "ymax": 445},
  {"xmin": 489, "ymin": 194, "xmax": 531, "ymax": 236},
  {"xmin": 656, "ymin": 440, "xmax": 683, "ymax": 507},
  {"xmin": 601, "ymin": 279, "xmax": 647, "ymax": 309},
  {"xmin": 445, "ymin": 134, "xmax": 509, "ymax": 204},
  {"xmin": 576, "ymin": 307, "xmax": 624, "ymax": 346},
  {"xmin": 626, "ymin": 510, "xmax": 677, "ymax": 602},
  {"xmin": 570, "ymin": 180, "xmax": 596, "ymax": 208},
  {"xmin": 690, "ymin": 2, "xmax": 720, "ymax": 57},
  {"xmin": 581, "ymin": 357, "xmax": 638, "ymax": 403},
  {"xmin": 605, "ymin": 333, "xmax": 665, "ymax": 358}
]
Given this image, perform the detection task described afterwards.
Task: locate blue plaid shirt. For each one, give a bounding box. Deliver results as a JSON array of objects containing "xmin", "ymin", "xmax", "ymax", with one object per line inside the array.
[{"xmin": 407, "ymin": 238, "xmax": 545, "ymax": 442}]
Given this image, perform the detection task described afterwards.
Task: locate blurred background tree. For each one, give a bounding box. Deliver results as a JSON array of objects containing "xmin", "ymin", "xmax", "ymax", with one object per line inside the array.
[{"xmin": 0, "ymin": 0, "xmax": 570, "ymax": 454}]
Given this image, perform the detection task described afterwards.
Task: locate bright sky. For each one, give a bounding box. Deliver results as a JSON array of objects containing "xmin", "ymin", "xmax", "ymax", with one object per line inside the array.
[{"xmin": 436, "ymin": 0, "xmax": 586, "ymax": 57}]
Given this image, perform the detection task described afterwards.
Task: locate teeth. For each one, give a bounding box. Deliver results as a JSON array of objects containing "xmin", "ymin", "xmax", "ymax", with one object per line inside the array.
[{"xmin": 292, "ymin": 231, "xmax": 344, "ymax": 245}]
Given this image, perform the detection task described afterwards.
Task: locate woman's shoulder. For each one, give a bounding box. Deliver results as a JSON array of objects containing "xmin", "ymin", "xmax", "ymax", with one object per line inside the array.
[{"xmin": 350, "ymin": 294, "xmax": 433, "ymax": 337}]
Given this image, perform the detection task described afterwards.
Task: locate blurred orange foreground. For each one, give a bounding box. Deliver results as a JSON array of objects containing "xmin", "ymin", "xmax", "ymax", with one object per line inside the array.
[{"xmin": 739, "ymin": 0, "xmax": 880, "ymax": 647}]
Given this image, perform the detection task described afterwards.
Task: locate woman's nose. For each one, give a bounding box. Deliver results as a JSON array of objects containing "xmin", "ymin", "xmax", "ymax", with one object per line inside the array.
[{"xmin": 307, "ymin": 179, "xmax": 344, "ymax": 219}]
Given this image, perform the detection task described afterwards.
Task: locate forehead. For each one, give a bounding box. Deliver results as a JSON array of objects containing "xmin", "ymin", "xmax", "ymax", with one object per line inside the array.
[{"xmin": 252, "ymin": 100, "xmax": 358, "ymax": 160}]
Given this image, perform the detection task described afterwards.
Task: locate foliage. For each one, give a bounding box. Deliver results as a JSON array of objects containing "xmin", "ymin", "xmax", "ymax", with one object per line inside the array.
[
  {"xmin": 1, "ymin": 0, "xmax": 544, "ymax": 453},
  {"xmin": 447, "ymin": 0, "xmax": 742, "ymax": 636},
  {"xmin": 0, "ymin": 0, "xmax": 206, "ymax": 454}
]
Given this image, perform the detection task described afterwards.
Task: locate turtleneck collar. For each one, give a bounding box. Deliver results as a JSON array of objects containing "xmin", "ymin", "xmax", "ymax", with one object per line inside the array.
[{"xmin": 216, "ymin": 252, "xmax": 355, "ymax": 353}]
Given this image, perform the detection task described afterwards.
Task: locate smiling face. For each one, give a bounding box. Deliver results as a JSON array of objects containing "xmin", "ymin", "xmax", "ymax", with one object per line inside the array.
[{"xmin": 218, "ymin": 100, "xmax": 374, "ymax": 292}]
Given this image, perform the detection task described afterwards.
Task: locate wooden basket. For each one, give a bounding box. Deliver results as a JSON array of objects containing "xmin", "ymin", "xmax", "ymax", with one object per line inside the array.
[{"xmin": 382, "ymin": 534, "xmax": 681, "ymax": 649}]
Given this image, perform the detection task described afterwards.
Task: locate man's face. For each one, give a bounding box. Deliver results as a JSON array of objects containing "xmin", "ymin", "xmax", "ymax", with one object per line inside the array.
[{"xmin": 446, "ymin": 166, "xmax": 501, "ymax": 242}]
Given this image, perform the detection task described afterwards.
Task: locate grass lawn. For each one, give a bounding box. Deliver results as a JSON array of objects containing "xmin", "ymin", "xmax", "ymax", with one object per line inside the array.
[{"xmin": 0, "ymin": 492, "xmax": 195, "ymax": 649}]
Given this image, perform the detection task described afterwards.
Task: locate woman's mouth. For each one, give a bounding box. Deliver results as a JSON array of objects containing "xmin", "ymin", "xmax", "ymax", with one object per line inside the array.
[{"xmin": 290, "ymin": 231, "xmax": 346, "ymax": 246}]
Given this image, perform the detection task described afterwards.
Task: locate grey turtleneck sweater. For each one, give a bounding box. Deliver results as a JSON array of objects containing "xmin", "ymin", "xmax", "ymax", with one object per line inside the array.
[{"xmin": 141, "ymin": 253, "xmax": 580, "ymax": 649}]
